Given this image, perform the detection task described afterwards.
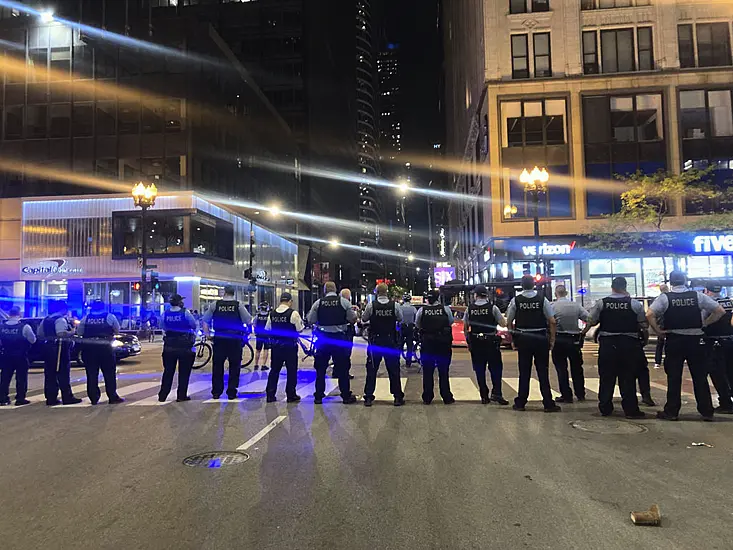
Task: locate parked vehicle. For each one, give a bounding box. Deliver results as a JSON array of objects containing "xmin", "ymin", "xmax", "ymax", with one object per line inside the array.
[{"xmin": 19, "ymin": 318, "xmax": 142, "ymax": 366}]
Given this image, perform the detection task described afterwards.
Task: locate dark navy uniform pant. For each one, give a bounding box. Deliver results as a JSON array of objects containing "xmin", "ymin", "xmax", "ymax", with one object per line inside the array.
[
  {"xmin": 43, "ymin": 340, "xmax": 74, "ymax": 404},
  {"xmin": 0, "ymin": 356, "xmax": 29, "ymax": 403},
  {"xmin": 160, "ymin": 348, "xmax": 195, "ymax": 400},
  {"xmin": 83, "ymin": 344, "xmax": 118, "ymax": 404}
]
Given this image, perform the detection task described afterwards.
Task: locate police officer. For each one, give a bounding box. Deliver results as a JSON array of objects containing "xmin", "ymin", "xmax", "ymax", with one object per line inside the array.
[
  {"xmin": 306, "ymin": 281, "xmax": 358, "ymax": 404},
  {"xmin": 647, "ymin": 270, "xmax": 725, "ymax": 421},
  {"xmin": 253, "ymin": 301, "xmax": 271, "ymax": 372},
  {"xmin": 463, "ymin": 285, "xmax": 508, "ymax": 405},
  {"xmin": 400, "ymin": 294, "xmax": 418, "ymax": 368},
  {"xmin": 78, "ymin": 299, "xmax": 124, "ymax": 405},
  {"xmin": 506, "ymin": 275, "xmax": 560, "ymax": 413},
  {"xmin": 362, "ymin": 283, "xmax": 405, "ymax": 407},
  {"xmin": 265, "ymin": 292, "xmax": 304, "ymax": 402},
  {"xmin": 0, "ymin": 306, "xmax": 36, "ymax": 406},
  {"xmin": 701, "ymin": 284, "xmax": 733, "ymax": 414},
  {"xmin": 159, "ymin": 294, "xmax": 197, "ymax": 402},
  {"xmin": 584, "ymin": 277, "xmax": 647, "ymax": 418},
  {"xmin": 551, "ymin": 285, "xmax": 589, "ymax": 403},
  {"xmin": 202, "ymin": 285, "xmax": 253, "ymax": 400},
  {"xmin": 38, "ymin": 301, "xmax": 81, "ymax": 406},
  {"xmin": 417, "ymin": 290, "xmax": 455, "ymax": 405}
]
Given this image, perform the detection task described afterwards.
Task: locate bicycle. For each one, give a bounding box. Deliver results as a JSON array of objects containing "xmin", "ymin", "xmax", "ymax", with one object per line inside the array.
[
  {"xmin": 191, "ymin": 332, "xmax": 255, "ymax": 370},
  {"xmin": 298, "ymin": 330, "xmax": 334, "ymax": 366}
]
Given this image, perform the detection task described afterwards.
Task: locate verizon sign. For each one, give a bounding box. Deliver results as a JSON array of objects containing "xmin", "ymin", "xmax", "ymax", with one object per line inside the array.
[{"xmin": 521, "ymin": 241, "xmax": 577, "ymax": 257}]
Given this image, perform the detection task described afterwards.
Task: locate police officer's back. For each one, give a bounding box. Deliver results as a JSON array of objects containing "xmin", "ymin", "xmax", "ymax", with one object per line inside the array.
[
  {"xmin": 585, "ymin": 276, "xmax": 647, "ymax": 418},
  {"xmin": 306, "ymin": 281, "xmax": 358, "ymax": 404},
  {"xmin": 647, "ymin": 271, "xmax": 725, "ymax": 421},
  {"xmin": 417, "ymin": 290, "xmax": 455, "ymax": 404},
  {"xmin": 265, "ymin": 292, "xmax": 304, "ymax": 402},
  {"xmin": 506, "ymin": 275, "xmax": 559, "ymax": 412},
  {"xmin": 362, "ymin": 283, "xmax": 404, "ymax": 406},
  {"xmin": 0, "ymin": 306, "xmax": 36, "ymax": 406},
  {"xmin": 400, "ymin": 295, "xmax": 418, "ymax": 368},
  {"xmin": 464, "ymin": 285, "xmax": 508, "ymax": 404},
  {"xmin": 79, "ymin": 300, "xmax": 123, "ymax": 405},
  {"xmin": 159, "ymin": 294, "xmax": 197, "ymax": 402},
  {"xmin": 202, "ymin": 285, "xmax": 252, "ymax": 400},
  {"xmin": 700, "ymin": 284, "xmax": 733, "ymax": 414},
  {"xmin": 551, "ymin": 285, "xmax": 589, "ymax": 403},
  {"xmin": 38, "ymin": 301, "xmax": 80, "ymax": 406}
]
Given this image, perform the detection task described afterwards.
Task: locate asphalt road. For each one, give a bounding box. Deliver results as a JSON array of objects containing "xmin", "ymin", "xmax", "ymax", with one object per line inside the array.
[{"xmin": 1, "ymin": 338, "xmax": 732, "ymax": 549}]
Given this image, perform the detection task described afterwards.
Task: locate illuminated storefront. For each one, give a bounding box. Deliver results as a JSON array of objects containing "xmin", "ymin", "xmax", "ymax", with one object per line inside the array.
[
  {"xmin": 485, "ymin": 232, "xmax": 733, "ymax": 305},
  {"xmin": 7, "ymin": 193, "xmax": 299, "ymax": 319}
]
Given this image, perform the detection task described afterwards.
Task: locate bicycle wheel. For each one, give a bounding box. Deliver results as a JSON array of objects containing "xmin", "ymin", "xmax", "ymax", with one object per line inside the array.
[
  {"xmin": 241, "ymin": 342, "xmax": 255, "ymax": 368},
  {"xmin": 192, "ymin": 342, "xmax": 212, "ymax": 370}
]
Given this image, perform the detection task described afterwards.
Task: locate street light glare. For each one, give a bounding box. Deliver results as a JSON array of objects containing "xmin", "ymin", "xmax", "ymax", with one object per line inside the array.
[
  {"xmin": 269, "ymin": 204, "xmax": 281, "ymax": 216},
  {"xmin": 329, "ymin": 238, "xmax": 340, "ymax": 248},
  {"xmin": 39, "ymin": 10, "xmax": 54, "ymax": 23},
  {"xmin": 407, "ymin": 254, "xmax": 415, "ymax": 262}
]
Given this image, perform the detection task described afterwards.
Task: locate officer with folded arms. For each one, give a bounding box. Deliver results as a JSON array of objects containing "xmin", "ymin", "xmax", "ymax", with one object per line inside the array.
[
  {"xmin": 584, "ymin": 277, "xmax": 647, "ymax": 418},
  {"xmin": 265, "ymin": 292, "xmax": 304, "ymax": 403},
  {"xmin": 463, "ymin": 285, "xmax": 508, "ymax": 405},
  {"xmin": 78, "ymin": 299, "xmax": 124, "ymax": 405},
  {"xmin": 700, "ymin": 283, "xmax": 733, "ymax": 414},
  {"xmin": 253, "ymin": 301, "xmax": 271, "ymax": 372},
  {"xmin": 506, "ymin": 275, "xmax": 560, "ymax": 413},
  {"xmin": 0, "ymin": 306, "xmax": 36, "ymax": 406},
  {"xmin": 551, "ymin": 285, "xmax": 589, "ymax": 403},
  {"xmin": 647, "ymin": 270, "xmax": 725, "ymax": 421},
  {"xmin": 159, "ymin": 294, "xmax": 197, "ymax": 402},
  {"xmin": 416, "ymin": 290, "xmax": 455, "ymax": 405},
  {"xmin": 362, "ymin": 283, "xmax": 405, "ymax": 407}
]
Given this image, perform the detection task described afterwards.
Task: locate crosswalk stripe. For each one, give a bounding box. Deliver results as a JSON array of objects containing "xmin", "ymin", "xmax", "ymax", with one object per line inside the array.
[
  {"xmin": 237, "ymin": 376, "xmax": 270, "ymax": 394},
  {"xmin": 503, "ymin": 377, "xmax": 560, "ymax": 401},
  {"xmin": 298, "ymin": 378, "xmax": 340, "ymax": 400},
  {"xmin": 1, "ymin": 383, "xmax": 88, "ymax": 410},
  {"xmin": 62, "ymin": 381, "xmax": 161, "ymax": 407},
  {"xmin": 449, "ymin": 377, "xmax": 479, "ymax": 401},
  {"xmin": 373, "ymin": 378, "xmax": 406, "ymax": 401},
  {"xmin": 584, "ymin": 378, "xmax": 624, "ymax": 398},
  {"xmin": 649, "ymin": 381, "xmax": 694, "ymax": 398},
  {"xmin": 129, "ymin": 381, "xmax": 210, "ymax": 406}
]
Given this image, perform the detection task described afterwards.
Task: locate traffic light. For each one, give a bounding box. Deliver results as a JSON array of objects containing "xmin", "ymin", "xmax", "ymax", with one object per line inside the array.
[
  {"xmin": 244, "ymin": 268, "xmax": 252, "ymax": 279},
  {"xmin": 522, "ymin": 262, "xmax": 532, "ymax": 275},
  {"xmin": 534, "ymin": 273, "xmax": 544, "ymax": 284},
  {"xmin": 132, "ymin": 281, "xmax": 141, "ymax": 292},
  {"xmin": 150, "ymin": 271, "xmax": 160, "ymax": 291}
]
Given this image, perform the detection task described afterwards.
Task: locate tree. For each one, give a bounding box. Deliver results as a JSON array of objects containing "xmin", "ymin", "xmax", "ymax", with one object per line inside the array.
[{"xmin": 585, "ymin": 168, "xmax": 719, "ymax": 278}]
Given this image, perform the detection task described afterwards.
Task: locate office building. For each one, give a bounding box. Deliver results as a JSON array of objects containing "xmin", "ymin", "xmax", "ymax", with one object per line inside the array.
[{"xmin": 445, "ymin": 0, "xmax": 733, "ymax": 302}]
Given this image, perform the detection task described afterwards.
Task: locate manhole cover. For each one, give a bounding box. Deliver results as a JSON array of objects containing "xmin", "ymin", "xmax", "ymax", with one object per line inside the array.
[
  {"xmin": 183, "ymin": 451, "xmax": 250, "ymax": 468},
  {"xmin": 570, "ymin": 419, "xmax": 648, "ymax": 435}
]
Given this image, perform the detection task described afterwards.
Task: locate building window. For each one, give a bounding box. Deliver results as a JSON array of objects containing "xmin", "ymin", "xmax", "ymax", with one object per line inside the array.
[
  {"xmin": 601, "ymin": 28, "xmax": 635, "ymax": 73},
  {"xmin": 533, "ymin": 33, "xmax": 551, "ymax": 77},
  {"xmin": 502, "ymin": 99, "xmax": 566, "ymax": 148},
  {"xmin": 511, "ymin": 34, "xmax": 529, "ymax": 79},
  {"xmin": 5, "ymin": 105, "xmax": 23, "ymax": 140},
  {"xmin": 678, "ymin": 23, "xmax": 732, "ymax": 68},
  {"xmin": 582, "ymin": 0, "xmax": 650, "ymax": 8},
  {"xmin": 583, "ymin": 93, "xmax": 666, "ymax": 215},
  {"xmin": 637, "ymin": 27, "xmax": 653, "ymax": 70},
  {"xmin": 509, "ymin": 0, "xmax": 527, "ymax": 14},
  {"xmin": 532, "ymin": 0, "xmax": 550, "ymax": 11},
  {"xmin": 583, "ymin": 31, "xmax": 599, "ymax": 74},
  {"xmin": 680, "ymin": 89, "xmax": 733, "ymax": 164}
]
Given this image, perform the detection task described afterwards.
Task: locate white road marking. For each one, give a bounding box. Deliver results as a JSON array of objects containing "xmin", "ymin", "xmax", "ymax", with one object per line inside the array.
[
  {"xmin": 503, "ymin": 377, "xmax": 560, "ymax": 401},
  {"xmin": 296, "ymin": 378, "xmax": 340, "ymax": 400},
  {"xmin": 62, "ymin": 381, "xmax": 161, "ymax": 407},
  {"xmin": 650, "ymin": 381, "xmax": 693, "ymax": 398},
  {"xmin": 236, "ymin": 415, "xmax": 288, "ymax": 451},
  {"xmin": 449, "ymin": 377, "xmax": 479, "ymax": 401},
  {"xmin": 2, "ymin": 383, "xmax": 88, "ymax": 410},
  {"xmin": 130, "ymin": 381, "xmax": 210, "ymax": 406},
  {"xmin": 373, "ymin": 378, "xmax": 406, "ymax": 400}
]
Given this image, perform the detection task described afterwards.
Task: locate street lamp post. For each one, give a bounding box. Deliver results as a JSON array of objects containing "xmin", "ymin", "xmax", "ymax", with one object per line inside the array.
[
  {"xmin": 520, "ymin": 166, "xmax": 549, "ymax": 284},
  {"xmin": 131, "ymin": 181, "xmax": 158, "ymax": 324}
]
